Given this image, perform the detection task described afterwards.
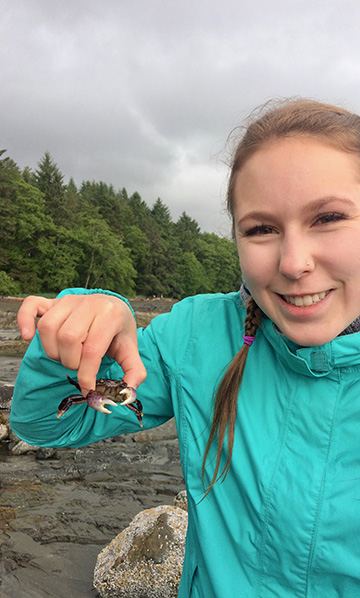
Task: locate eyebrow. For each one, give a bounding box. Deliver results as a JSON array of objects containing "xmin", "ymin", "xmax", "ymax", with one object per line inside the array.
[
  {"xmin": 237, "ymin": 196, "xmax": 356, "ymax": 227},
  {"xmin": 303, "ymin": 196, "xmax": 356, "ymax": 212}
]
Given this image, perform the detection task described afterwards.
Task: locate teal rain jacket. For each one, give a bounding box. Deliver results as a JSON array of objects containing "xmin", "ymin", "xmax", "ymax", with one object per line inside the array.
[{"xmin": 10, "ymin": 289, "xmax": 360, "ymax": 597}]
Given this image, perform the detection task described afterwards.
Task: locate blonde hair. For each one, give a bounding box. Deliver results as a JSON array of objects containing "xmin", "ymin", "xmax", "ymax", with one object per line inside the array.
[{"xmin": 202, "ymin": 98, "xmax": 360, "ymax": 496}]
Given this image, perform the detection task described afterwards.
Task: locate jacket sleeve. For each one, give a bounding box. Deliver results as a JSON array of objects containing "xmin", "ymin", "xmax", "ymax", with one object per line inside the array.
[{"xmin": 9, "ymin": 288, "xmax": 184, "ymax": 448}]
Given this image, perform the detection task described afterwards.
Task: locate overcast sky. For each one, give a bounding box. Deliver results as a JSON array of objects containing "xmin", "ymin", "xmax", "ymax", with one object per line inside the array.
[{"xmin": 2, "ymin": 0, "xmax": 360, "ymax": 235}]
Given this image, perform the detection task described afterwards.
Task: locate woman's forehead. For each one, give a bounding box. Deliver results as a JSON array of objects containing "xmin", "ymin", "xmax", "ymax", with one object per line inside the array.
[{"xmin": 233, "ymin": 137, "xmax": 360, "ymax": 217}]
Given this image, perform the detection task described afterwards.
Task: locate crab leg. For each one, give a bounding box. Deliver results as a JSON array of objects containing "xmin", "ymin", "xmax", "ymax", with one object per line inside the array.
[
  {"xmin": 124, "ymin": 399, "xmax": 144, "ymax": 427},
  {"xmin": 66, "ymin": 375, "xmax": 82, "ymax": 392},
  {"xmin": 57, "ymin": 394, "xmax": 87, "ymax": 418}
]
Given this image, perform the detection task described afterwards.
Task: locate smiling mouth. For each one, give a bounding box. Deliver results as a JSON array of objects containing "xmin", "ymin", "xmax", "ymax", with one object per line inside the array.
[{"xmin": 281, "ymin": 291, "xmax": 330, "ymax": 307}]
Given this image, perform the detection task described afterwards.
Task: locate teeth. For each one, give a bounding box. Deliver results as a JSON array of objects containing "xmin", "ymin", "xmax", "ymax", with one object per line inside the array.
[{"xmin": 283, "ymin": 291, "xmax": 327, "ymax": 307}]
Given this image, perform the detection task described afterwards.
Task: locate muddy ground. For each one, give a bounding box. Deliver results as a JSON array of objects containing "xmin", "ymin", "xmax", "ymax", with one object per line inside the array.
[{"xmin": 0, "ymin": 296, "xmax": 184, "ymax": 598}]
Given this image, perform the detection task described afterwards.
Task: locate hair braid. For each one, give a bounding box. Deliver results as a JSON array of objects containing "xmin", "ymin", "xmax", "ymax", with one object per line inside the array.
[{"xmin": 202, "ymin": 297, "xmax": 262, "ymax": 498}]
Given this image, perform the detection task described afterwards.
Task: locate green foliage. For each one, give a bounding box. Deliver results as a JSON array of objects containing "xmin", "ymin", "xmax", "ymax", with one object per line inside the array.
[
  {"xmin": 22, "ymin": 165, "xmax": 36, "ymax": 185},
  {"xmin": 0, "ymin": 153, "xmax": 53, "ymax": 292},
  {"xmin": 176, "ymin": 252, "xmax": 206, "ymax": 296},
  {"xmin": 0, "ymin": 271, "xmax": 21, "ymax": 296},
  {"xmin": 174, "ymin": 211, "xmax": 200, "ymax": 252},
  {"xmin": 122, "ymin": 225, "xmax": 149, "ymax": 269},
  {"xmin": 195, "ymin": 233, "xmax": 241, "ymax": 293},
  {"xmin": 36, "ymin": 226, "xmax": 82, "ymax": 292},
  {"xmin": 72, "ymin": 205, "xmax": 136, "ymax": 295},
  {"xmin": 0, "ymin": 149, "xmax": 242, "ymax": 298},
  {"xmin": 34, "ymin": 152, "xmax": 66, "ymax": 225},
  {"xmin": 151, "ymin": 198, "xmax": 172, "ymax": 229}
]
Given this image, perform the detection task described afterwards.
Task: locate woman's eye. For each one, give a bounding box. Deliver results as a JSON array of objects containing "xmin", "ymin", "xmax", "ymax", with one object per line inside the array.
[
  {"xmin": 314, "ymin": 212, "xmax": 348, "ymax": 225},
  {"xmin": 245, "ymin": 224, "xmax": 276, "ymax": 236}
]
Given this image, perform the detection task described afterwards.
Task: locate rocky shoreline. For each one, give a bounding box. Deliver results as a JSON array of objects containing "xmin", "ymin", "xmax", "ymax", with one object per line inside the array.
[
  {"xmin": 0, "ymin": 296, "xmax": 185, "ymax": 598},
  {"xmin": 0, "ymin": 295, "xmax": 177, "ymax": 356}
]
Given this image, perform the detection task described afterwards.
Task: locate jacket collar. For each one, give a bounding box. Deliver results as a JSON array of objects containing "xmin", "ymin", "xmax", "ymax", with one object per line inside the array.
[{"xmin": 262, "ymin": 317, "xmax": 360, "ymax": 378}]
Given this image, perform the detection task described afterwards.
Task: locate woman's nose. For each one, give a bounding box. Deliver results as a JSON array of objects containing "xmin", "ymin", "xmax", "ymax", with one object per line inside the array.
[{"xmin": 279, "ymin": 236, "xmax": 313, "ymax": 279}]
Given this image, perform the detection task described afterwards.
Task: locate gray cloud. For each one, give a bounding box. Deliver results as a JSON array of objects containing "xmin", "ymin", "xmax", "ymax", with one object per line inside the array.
[{"xmin": 2, "ymin": 0, "xmax": 360, "ymax": 234}]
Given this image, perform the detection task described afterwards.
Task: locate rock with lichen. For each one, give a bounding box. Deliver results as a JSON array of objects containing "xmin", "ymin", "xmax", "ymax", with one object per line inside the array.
[
  {"xmin": 11, "ymin": 439, "xmax": 39, "ymax": 454},
  {"xmin": 173, "ymin": 490, "xmax": 187, "ymax": 512},
  {"xmin": 0, "ymin": 412, "xmax": 8, "ymax": 440},
  {"xmin": 93, "ymin": 505, "xmax": 188, "ymax": 598}
]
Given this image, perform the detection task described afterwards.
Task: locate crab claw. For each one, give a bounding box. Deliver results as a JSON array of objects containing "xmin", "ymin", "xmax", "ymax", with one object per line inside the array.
[
  {"xmin": 119, "ymin": 386, "xmax": 137, "ymax": 405},
  {"xmin": 86, "ymin": 390, "xmax": 118, "ymax": 415}
]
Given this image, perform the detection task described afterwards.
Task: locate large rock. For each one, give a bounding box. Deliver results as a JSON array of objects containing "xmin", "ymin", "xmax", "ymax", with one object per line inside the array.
[
  {"xmin": 0, "ymin": 412, "xmax": 8, "ymax": 440},
  {"xmin": 93, "ymin": 505, "xmax": 188, "ymax": 598},
  {"xmin": 173, "ymin": 490, "xmax": 188, "ymax": 512},
  {"xmin": 0, "ymin": 382, "xmax": 14, "ymax": 408}
]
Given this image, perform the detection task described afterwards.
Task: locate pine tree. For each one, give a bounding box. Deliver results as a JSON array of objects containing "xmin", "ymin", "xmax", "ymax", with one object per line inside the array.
[{"xmin": 35, "ymin": 152, "xmax": 66, "ymax": 225}]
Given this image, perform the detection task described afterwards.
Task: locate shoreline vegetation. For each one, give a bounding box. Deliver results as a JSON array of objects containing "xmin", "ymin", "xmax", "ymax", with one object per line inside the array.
[{"xmin": 0, "ymin": 149, "xmax": 241, "ymax": 301}]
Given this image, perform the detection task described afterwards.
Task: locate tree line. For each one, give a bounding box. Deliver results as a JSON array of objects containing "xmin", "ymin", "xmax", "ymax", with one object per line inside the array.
[{"xmin": 0, "ymin": 150, "xmax": 241, "ymax": 298}]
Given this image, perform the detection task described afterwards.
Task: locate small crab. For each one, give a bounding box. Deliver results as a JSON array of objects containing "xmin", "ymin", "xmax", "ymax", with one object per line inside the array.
[{"xmin": 57, "ymin": 375, "xmax": 143, "ymax": 427}]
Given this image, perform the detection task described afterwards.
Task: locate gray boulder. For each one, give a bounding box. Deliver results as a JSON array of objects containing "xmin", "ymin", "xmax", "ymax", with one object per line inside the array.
[
  {"xmin": 11, "ymin": 439, "xmax": 39, "ymax": 454},
  {"xmin": 93, "ymin": 504, "xmax": 188, "ymax": 598},
  {"xmin": 0, "ymin": 381, "xmax": 14, "ymax": 408}
]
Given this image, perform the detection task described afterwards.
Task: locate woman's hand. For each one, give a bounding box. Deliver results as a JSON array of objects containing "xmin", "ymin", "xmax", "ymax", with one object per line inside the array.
[{"xmin": 17, "ymin": 294, "xmax": 147, "ymax": 395}]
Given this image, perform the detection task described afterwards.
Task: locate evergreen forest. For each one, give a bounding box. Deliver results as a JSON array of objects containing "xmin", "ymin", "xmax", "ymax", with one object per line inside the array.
[{"xmin": 0, "ymin": 149, "xmax": 242, "ymax": 298}]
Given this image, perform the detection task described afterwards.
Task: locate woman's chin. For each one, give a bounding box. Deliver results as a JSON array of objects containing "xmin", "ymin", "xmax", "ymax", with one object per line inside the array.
[{"xmin": 272, "ymin": 320, "xmax": 344, "ymax": 347}]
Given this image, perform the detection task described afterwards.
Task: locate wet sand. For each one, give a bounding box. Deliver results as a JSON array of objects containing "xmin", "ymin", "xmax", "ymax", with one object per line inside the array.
[
  {"xmin": 0, "ymin": 356, "xmax": 22, "ymax": 384},
  {"xmin": 0, "ymin": 297, "xmax": 184, "ymax": 598},
  {"xmin": 0, "ymin": 424, "xmax": 184, "ymax": 598}
]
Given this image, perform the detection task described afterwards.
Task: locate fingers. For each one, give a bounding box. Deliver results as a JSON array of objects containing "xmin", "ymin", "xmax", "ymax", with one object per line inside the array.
[
  {"xmin": 75, "ymin": 304, "xmax": 124, "ymax": 394},
  {"xmin": 41, "ymin": 295, "xmax": 123, "ymax": 392},
  {"xmin": 76, "ymin": 301, "xmax": 147, "ymax": 394},
  {"xmin": 18, "ymin": 293, "xmax": 147, "ymax": 397},
  {"xmin": 17, "ymin": 296, "xmax": 55, "ymax": 340},
  {"xmin": 36, "ymin": 295, "xmax": 88, "ymax": 364}
]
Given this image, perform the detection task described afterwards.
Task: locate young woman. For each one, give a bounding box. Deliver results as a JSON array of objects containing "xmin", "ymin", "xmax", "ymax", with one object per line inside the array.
[{"xmin": 10, "ymin": 99, "xmax": 360, "ymax": 597}]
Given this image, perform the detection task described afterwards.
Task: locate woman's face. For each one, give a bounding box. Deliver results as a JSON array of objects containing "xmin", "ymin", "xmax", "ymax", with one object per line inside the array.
[{"xmin": 234, "ymin": 137, "xmax": 360, "ymax": 346}]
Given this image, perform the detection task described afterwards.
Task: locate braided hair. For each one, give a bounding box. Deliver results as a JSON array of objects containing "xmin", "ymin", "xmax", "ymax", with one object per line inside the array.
[{"xmin": 202, "ymin": 297, "xmax": 262, "ymax": 497}]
